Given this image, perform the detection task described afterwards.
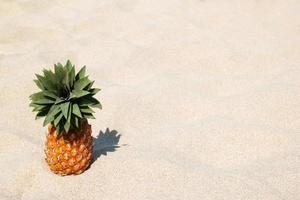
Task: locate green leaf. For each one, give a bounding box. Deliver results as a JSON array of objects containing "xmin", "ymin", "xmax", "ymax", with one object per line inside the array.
[
  {"xmin": 30, "ymin": 92, "xmax": 44, "ymax": 100},
  {"xmin": 43, "ymin": 90, "xmax": 57, "ymax": 99},
  {"xmin": 75, "ymin": 66, "xmax": 86, "ymax": 80},
  {"xmin": 65, "ymin": 60, "xmax": 75, "ymax": 88},
  {"xmin": 80, "ymin": 106, "xmax": 95, "ymax": 114},
  {"xmin": 56, "ymin": 122, "xmax": 64, "ymax": 135},
  {"xmin": 43, "ymin": 69, "xmax": 57, "ymax": 88},
  {"xmin": 83, "ymin": 113, "xmax": 95, "ymax": 119},
  {"xmin": 33, "ymin": 79, "xmax": 44, "ymax": 90},
  {"xmin": 59, "ymin": 102, "xmax": 70, "ymax": 119},
  {"xmin": 92, "ymin": 102, "xmax": 102, "ymax": 109},
  {"xmin": 79, "ymin": 96, "xmax": 101, "ymax": 107},
  {"xmin": 37, "ymin": 73, "xmax": 55, "ymax": 91},
  {"xmin": 64, "ymin": 121, "xmax": 71, "ymax": 132},
  {"xmin": 67, "ymin": 102, "xmax": 72, "ymax": 124},
  {"xmin": 65, "ymin": 60, "xmax": 73, "ymax": 71},
  {"xmin": 72, "ymin": 103, "xmax": 82, "ymax": 118},
  {"xmin": 54, "ymin": 113, "xmax": 63, "ymax": 127},
  {"xmin": 89, "ymin": 88, "xmax": 101, "ymax": 95},
  {"xmin": 35, "ymin": 74, "xmax": 46, "ymax": 86},
  {"xmin": 85, "ymin": 81, "xmax": 94, "ymax": 90},
  {"xmin": 70, "ymin": 90, "xmax": 90, "ymax": 99},
  {"xmin": 71, "ymin": 115, "xmax": 80, "ymax": 131},
  {"xmin": 69, "ymin": 65, "xmax": 75, "ymax": 88},
  {"xmin": 74, "ymin": 77, "xmax": 91, "ymax": 90},
  {"xmin": 87, "ymin": 97, "xmax": 102, "ymax": 109},
  {"xmin": 29, "ymin": 90, "xmax": 56, "ymax": 101},
  {"xmin": 35, "ymin": 109, "xmax": 48, "ymax": 119},
  {"xmin": 54, "ymin": 63, "xmax": 65, "ymax": 89},
  {"xmin": 55, "ymin": 98, "xmax": 67, "ymax": 105},
  {"xmin": 54, "ymin": 63, "xmax": 64, "ymax": 74},
  {"xmin": 74, "ymin": 117, "xmax": 79, "ymax": 129},
  {"xmin": 43, "ymin": 105, "xmax": 60, "ymax": 126},
  {"xmin": 30, "ymin": 103, "xmax": 50, "ymax": 112},
  {"xmin": 63, "ymin": 68, "xmax": 70, "ymax": 91},
  {"xmin": 32, "ymin": 104, "xmax": 47, "ymax": 112},
  {"xmin": 33, "ymin": 98, "xmax": 55, "ymax": 105}
]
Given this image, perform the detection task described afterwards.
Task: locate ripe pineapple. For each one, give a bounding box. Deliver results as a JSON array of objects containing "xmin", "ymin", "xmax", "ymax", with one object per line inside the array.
[{"xmin": 29, "ymin": 60, "xmax": 101, "ymax": 175}]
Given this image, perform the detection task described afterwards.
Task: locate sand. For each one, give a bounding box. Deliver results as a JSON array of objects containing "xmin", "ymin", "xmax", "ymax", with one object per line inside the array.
[{"xmin": 0, "ymin": 0, "xmax": 300, "ymax": 199}]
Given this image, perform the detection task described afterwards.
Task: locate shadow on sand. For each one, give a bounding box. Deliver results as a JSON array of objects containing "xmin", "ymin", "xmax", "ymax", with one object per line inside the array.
[{"xmin": 92, "ymin": 128, "xmax": 123, "ymax": 163}]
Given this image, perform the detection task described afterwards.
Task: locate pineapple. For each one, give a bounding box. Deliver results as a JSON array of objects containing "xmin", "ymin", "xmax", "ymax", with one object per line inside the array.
[{"xmin": 29, "ymin": 60, "xmax": 101, "ymax": 175}]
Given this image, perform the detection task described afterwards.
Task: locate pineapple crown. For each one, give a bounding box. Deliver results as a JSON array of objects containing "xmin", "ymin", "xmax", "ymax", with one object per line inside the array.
[{"xmin": 29, "ymin": 60, "xmax": 101, "ymax": 135}]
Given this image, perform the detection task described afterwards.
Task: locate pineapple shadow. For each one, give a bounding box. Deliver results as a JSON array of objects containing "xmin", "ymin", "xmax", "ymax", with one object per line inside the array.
[{"xmin": 92, "ymin": 128, "xmax": 121, "ymax": 163}]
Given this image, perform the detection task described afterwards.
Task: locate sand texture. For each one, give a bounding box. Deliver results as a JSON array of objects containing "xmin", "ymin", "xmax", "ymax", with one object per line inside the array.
[{"xmin": 0, "ymin": 0, "xmax": 300, "ymax": 199}]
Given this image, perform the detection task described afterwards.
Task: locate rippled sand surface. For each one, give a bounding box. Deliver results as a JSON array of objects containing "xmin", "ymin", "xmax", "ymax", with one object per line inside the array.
[{"xmin": 0, "ymin": 1, "xmax": 299, "ymax": 199}]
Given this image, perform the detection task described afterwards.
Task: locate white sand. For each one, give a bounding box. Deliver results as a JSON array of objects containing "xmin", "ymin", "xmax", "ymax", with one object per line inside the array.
[{"xmin": 0, "ymin": 0, "xmax": 300, "ymax": 199}]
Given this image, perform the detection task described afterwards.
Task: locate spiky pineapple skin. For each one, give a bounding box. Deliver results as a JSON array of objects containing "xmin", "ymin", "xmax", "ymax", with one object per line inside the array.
[{"xmin": 45, "ymin": 121, "xmax": 93, "ymax": 175}]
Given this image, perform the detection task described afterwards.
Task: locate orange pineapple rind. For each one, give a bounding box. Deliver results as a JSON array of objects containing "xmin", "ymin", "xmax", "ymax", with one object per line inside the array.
[{"xmin": 45, "ymin": 121, "xmax": 93, "ymax": 176}]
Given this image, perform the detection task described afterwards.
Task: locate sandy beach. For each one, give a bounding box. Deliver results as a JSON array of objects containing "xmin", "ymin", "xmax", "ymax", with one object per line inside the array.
[{"xmin": 0, "ymin": 0, "xmax": 300, "ymax": 199}]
